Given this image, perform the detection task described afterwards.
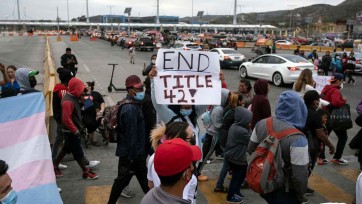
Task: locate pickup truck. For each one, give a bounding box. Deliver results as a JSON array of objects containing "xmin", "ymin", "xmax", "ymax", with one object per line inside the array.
[{"xmin": 134, "ymin": 37, "xmax": 155, "ymax": 51}]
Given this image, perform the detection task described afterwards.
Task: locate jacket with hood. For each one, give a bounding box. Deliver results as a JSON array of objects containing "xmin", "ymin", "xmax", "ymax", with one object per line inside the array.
[
  {"xmin": 53, "ymin": 83, "xmax": 68, "ymax": 123},
  {"xmin": 150, "ymin": 80, "xmax": 207, "ymax": 147},
  {"xmin": 205, "ymin": 89, "xmax": 230, "ymax": 137},
  {"xmin": 247, "ymin": 91, "xmax": 309, "ymax": 203},
  {"xmin": 220, "ymin": 105, "xmax": 235, "ymax": 148},
  {"xmin": 224, "ymin": 107, "xmax": 252, "ymax": 165},
  {"xmin": 116, "ymin": 95, "xmax": 145, "ymax": 160},
  {"xmin": 321, "ymin": 84, "xmax": 345, "ymax": 109},
  {"xmin": 250, "ymin": 79, "xmax": 271, "ymax": 129},
  {"xmin": 15, "ymin": 68, "xmax": 39, "ymax": 94},
  {"xmin": 61, "ymin": 78, "xmax": 84, "ymax": 133}
]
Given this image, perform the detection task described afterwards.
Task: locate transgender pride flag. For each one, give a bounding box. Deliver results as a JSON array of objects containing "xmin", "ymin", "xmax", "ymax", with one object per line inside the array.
[{"xmin": 0, "ymin": 92, "xmax": 63, "ymax": 204}]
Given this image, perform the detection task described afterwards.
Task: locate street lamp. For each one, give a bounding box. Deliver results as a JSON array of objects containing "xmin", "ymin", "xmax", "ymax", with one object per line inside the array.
[
  {"xmin": 67, "ymin": 0, "xmax": 70, "ymax": 30},
  {"xmin": 124, "ymin": 7, "xmax": 132, "ymax": 34}
]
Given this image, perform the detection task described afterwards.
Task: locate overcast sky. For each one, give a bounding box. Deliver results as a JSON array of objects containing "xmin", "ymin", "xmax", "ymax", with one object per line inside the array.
[{"xmin": 0, "ymin": 0, "xmax": 345, "ymax": 21}]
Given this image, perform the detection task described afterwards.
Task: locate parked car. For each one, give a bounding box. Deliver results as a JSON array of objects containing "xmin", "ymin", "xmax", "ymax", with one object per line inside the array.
[
  {"xmin": 171, "ymin": 41, "xmax": 202, "ymax": 51},
  {"xmin": 330, "ymin": 52, "xmax": 362, "ymax": 74},
  {"xmin": 210, "ymin": 48, "xmax": 246, "ymax": 69},
  {"xmin": 134, "ymin": 37, "xmax": 155, "ymax": 51},
  {"xmin": 275, "ymin": 40, "xmax": 293, "ymax": 48},
  {"xmin": 239, "ymin": 54, "xmax": 318, "ymax": 86},
  {"xmin": 309, "ymin": 42, "xmax": 326, "ymax": 46}
]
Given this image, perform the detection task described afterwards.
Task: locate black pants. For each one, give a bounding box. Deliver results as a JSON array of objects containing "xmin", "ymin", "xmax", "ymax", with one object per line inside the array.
[
  {"xmin": 328, "ymin": 128, "xmax": 348, "ymax": 160},
  {"xmin": 108, "ymin": 156, "xmax": 149, "ymax": 204},
  {"xmin": 346, "ymin": 70, "xmax": 355, "ymax": 84},
  {"xmin": 197, "ymin": 133, "xmax": 218, "ymax": 174}
]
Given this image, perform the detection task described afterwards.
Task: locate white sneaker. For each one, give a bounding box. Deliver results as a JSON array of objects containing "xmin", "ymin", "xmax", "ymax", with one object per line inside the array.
[
  {"xmin": 121, "ymin": 186, "xmax": 134, "ymax": 198},
  {"xmin": 86, "ymin": 160, "xmax": 100, "ymax": 168},
  {"xmin": 58, "ymin": 188, "xmax": 62, "ymax": 193},
  {"xmin": 58, "ymin": 163, "xmax": 68, "ymax": 170}
]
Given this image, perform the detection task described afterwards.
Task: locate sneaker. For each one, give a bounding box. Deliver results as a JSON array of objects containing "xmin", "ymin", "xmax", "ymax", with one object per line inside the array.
[
  {"xmin": 226, "ymin": 195, "xmax": 244, "ymax": 203},
  {"xmin": 121, "ymin": 186, "xmax": 135, "ymax": 198},
  {"xmin": 331, "ymin": 158, "xmax": 348, "ymax": 165},
  {"xmin": 235, "ymin": 192, "xmax": 245, "ymax": 199},
  {"xmin": 58, "ymin": 163, "xmax": 68, "ymax": 170},
  {"xmin": 302, "ymin": 197, "xmax": 310, "ymax": 204},
  {"xmin": 54, "ymin": 167, "xmax": 63, "ymax": 178},
  {"xmin": 206, "ymin": 158, "xmax": 215, "ymax": 164},
  {"xmin": 197, "ymin": 174, "xmax": 208, "ymax": 181},
  {"xmin": 322, "ymin": 159, "xmax": 329, "ymax": 164},
  {"xmin": 86, "ymin": 160, "xmax": 100, "ymax": 168},
  {"xmin": 58, "ymin": 188, "xmax": 62, "ymax": 193},
  {"xmin": 305, "ymin": 187, "xmax": 315, "ymax": 196},
  {"xmin": 353, "ymin": 80, "xmax": 356, "ymax": 85},
  {"xmin": 83, "ymin": 169, "xmax": 98, "ymax": 180}
]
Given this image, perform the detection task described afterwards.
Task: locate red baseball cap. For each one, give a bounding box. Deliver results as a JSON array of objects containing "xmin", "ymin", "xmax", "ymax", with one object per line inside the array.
[
  {"xmin": 125, "ymin": 75, "xmax": 144, "ymax": 89},
  {"xmin": 154, "ymin": 138, "xmax": 202, "ymax": 177}
]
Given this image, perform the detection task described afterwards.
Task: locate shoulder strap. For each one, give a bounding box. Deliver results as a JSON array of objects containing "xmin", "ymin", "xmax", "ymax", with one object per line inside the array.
[{"xmin": 266, "ymin": 117, "xmax": 301, "ymax": 141}]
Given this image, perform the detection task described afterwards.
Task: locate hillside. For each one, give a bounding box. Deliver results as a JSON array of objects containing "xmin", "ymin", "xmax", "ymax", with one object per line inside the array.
[{"xmin": 180, "ymin": 0, "xmax": 361, "ymax": 25}]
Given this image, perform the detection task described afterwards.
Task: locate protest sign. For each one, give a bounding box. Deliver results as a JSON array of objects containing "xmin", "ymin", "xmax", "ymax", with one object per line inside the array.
[
  {"xmin": 154, "ymin": 49, "xmax": 221, "ymax": 105},
  {"xmin": 314, "ymin": 75, "xmax": 332, "ymax": 92}
]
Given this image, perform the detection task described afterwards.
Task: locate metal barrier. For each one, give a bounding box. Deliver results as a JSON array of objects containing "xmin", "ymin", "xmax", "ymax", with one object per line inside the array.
[{"xmin": 43, "ymin": 37, "xmax": 59, "ymax": 136}]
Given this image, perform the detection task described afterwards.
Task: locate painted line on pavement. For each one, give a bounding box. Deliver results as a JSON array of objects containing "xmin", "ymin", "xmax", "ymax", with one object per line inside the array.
[
  {"xmin": 309, "ymin": 172, "xmax": 354, "ymax": 203},
  {"xmin": 337, "ymin": 168, "xmax": 360, "ymax": 182},
  {"xmin": 85, "ymin": 185, "xmax": 111, "ymax": 204},
  {"xmin": 84, "ymin": 64, "xmax": 90, "ymax": 73}
]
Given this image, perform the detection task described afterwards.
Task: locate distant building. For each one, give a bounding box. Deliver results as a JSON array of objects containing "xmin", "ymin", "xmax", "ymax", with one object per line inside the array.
[
  {"xmin": 142, "ymin": 16, "xmax": 179, "ymax": 24},
  {"xmin": 89, "ymin": 15, "xmax": 126, "ymax": 23}
]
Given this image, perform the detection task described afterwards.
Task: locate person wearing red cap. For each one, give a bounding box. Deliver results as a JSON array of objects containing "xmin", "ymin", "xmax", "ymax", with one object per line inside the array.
[
  {"xmin": 147, "ymin": 122, "xmax": 199, "ymax": 203},
  {"xmin": 141, "ymin": 138, "xmax": 201, "ymax": 204},
  {"xmin": 53, "ymin": 77, "xmax": 99, "ymax": 180},
  {"xmin": 321, "ymin": 73, "xmax": 349, "ymax": 165},
  {"xmin": 108, "ymin": 75, "xmax": 149, "ymax": 204}
]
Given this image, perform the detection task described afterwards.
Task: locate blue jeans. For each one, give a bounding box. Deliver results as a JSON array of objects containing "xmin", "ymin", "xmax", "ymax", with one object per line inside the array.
[
  {"xmin": 216, "ymin": 159, "xmax": 229, "ymax": 189},
  {"xmin": 227, "ymin": 162, "xmax": 247, "ymax": 199},
  {"xmin": 261, "ymin": 188, "xmax": 300, "ymax": 204}
]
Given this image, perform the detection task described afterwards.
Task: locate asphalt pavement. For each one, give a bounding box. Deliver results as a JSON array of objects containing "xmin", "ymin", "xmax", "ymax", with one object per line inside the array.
[{"xmin": 0, "ymin": 36, "xmax": 361, "ymax": 204}]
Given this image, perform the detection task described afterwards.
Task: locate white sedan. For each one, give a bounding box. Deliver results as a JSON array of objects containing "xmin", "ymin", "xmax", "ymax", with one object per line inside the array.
[
  {"xmin": 239, "ymin": 54, "xmax": 318, "ymax": 86},
  {"xmin": 171, "ymin": 41, "xmax": 202, "ymax": 51},
  {"xmin": 275, "ymin": 40, "xmax": 293, "ymax": 48},
  {"xmin": 210, "ymin": 48, "xmax": 246, "ymax": 68}
]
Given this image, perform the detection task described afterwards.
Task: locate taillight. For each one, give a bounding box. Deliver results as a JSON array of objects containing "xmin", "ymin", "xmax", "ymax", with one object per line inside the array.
[
  {"xmin": 288, "ymin": 67, "xmax": 301, "ymax": 71},
  {"xmin": 141, "ymin": 42, "xmax": 144, "ymax": 45},
  {"xmin": 224, "ymin": 56, "xmax": 231, "ymax": 60},
  {"xmin": 183, "ymin": 48, "xmax": 190, "ymax": 50}
]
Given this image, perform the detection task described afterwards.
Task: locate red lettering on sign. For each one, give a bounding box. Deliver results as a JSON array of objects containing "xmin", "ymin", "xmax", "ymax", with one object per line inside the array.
[
  {"xmin": 196, "ymin": 76, "xmax": 204, "ymax": 88},
  {"xmin": 173, "ymin": 75, "xmax": 184, "ymax": 89},
  {"xmin": 164, "ymin": 89, "xmax": 176, "ymax": 103},
  {"xmin": 160, "ymin": 75, "xmax": 172, "ymax": 88},
  {"xmin": 205, "ymin": 75, "xmax": 213, "ymax": 88},
  {"xmin": 184, "ymin": 75, "xmax": 195, "ymax": 88}
]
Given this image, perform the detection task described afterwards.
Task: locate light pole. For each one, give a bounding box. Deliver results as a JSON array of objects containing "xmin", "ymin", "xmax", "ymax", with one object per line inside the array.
[
  {"xmin": 16, "ymin": 0, "xmax": 21, "ymax": 23},
  {"xmin": 67, "ymin": 0, "xmax": 70, "ymax": 30},
  {"xmin": 191, "ymin": 0, "xmax": 193, "ymax": 33},
  {"xmin": 86, "ymin": 0, "xmax": 89, "ymax": 23}
]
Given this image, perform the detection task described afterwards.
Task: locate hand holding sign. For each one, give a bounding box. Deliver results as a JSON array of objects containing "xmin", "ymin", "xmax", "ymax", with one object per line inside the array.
[{"xmin": 154, "ymin": 49, "xmax": 221, "ymax": 105}]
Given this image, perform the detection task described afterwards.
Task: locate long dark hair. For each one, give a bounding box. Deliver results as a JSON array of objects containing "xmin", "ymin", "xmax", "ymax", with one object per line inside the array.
[
  {"xmin": 168, "ymin": 105, "xmax": 197, "ymax": 127},
  {"xmin": 86, "ymin": 81, "xmax": 95, "ymax": 91}
]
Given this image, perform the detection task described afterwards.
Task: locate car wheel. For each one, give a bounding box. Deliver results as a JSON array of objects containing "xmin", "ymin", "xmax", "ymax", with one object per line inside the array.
[
  {"xmin": 272, "ymin": 72, "xmax": 284, "ymax": 86},
  {"xmin": 239, "ymin": 66, "xmax": 247, "ymax": 78}
]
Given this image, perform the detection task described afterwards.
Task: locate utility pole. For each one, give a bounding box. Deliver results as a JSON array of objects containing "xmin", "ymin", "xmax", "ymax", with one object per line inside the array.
[
  {"xmin": 67, "ymin": 0, "xmax": 70, "ymax": 30},
  {"xmin": 233, "ymin": 0, "xmax": 237, "ymax": 25},
  {"xmin": 288, "ymin": 5, "xmax": 297, "ymax": 36},
  {"xmin": 57, "ymin": 6, "xmax": 60, "ymax": 33},
  {"xmin": 16, "ymin": 0, "xmax": 20, "ymax": 23},
  {"xmin": 86, "ymin": 0, "xmax": 89, "ymax": 23},
  {"xmin": 191, "ymin": 0, "xmax": 194, "ymax": 33},
  {"xmin": 156, "ymin": 0, "xmax": 160, "ymax": 24}
]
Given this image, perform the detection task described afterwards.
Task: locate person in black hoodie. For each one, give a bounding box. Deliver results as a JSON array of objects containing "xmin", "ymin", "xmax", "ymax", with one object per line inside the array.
[
  {"xmin": 250, "ymin": 79, "xmax": 271, "ymax": 129},
  {"xmin": 224, "ymin": 107, "xmax": 252, "ymax": 203},
  {"xmin": 346, "ymin": 52, "xmax": 356, "ymax": 85}
]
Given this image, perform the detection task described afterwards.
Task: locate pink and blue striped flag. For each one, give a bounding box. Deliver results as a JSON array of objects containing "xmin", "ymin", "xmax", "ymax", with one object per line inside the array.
[{"xmin": 0, "ymin": 92, "xmax": 63, "ymax": 204}]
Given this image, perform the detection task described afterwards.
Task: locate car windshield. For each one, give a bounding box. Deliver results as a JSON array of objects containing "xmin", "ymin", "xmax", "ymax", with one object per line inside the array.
[
  {"xmin": 282, "ymin": 55, "xmax": 310, "ymax": 63},
  {"xmin": 222, "ymin": 50, "xmax": 239, "ymax": 54},
  {"xmin": 186, "ymin": 44, "xmax": 199, "ymax": 49}
]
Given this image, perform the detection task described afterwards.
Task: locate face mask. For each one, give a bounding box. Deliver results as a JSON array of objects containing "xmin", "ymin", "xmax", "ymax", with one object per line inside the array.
[
  {"xmin": 180, "ymin": 109, "xmax": 193, "ymax": 116},
  {"xmin": 1, "ymin": 189, "xmax": 18, "ymax": 204},
  {"xmin": 151, "ymin": 60, "xmax": 156, "ymax": 64},
  {"xmin": 134, "ymin": 92, "xmax": 145, "ymax": 101}
]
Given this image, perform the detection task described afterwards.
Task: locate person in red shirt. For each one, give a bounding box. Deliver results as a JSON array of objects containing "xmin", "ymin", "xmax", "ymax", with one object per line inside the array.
[
  {"xmin": 321, "ymin": 73, "xmax": 348, "ymax": 165},
  {"xmin": 220, "ymin": 70, "xmax": 228, "ymax": 88}
]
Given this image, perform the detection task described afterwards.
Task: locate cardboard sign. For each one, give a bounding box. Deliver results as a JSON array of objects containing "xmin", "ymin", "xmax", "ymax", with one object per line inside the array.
[
  {"xmin": 154, "ymin": 49, "xmax": 221, "ymax": 105},
  {"xmin": 314, "ymin": 75, "xmax": 332, "ymax": 92}
]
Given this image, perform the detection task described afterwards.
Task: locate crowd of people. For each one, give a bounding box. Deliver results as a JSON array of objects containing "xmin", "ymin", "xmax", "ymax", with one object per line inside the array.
[{"xmin": 1, "ymin": 45, "xmax": 362, "ymax": 204}]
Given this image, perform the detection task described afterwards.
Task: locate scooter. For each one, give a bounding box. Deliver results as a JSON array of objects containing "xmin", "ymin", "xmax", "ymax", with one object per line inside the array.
[{"xmin": 107, "ymin": 63, "xmax": 127, "ymax": 92}]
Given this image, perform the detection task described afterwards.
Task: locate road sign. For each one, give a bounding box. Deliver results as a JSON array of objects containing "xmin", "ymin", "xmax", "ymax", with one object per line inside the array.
[
  {"xmin": 197, "ymin": 11, "xmax": 204, "ymax": 18},
  {"xmin": 305, "ymin": 17, "xmax": 313, "ymax": 24},
  {"xmin": 124, "ymin": 7, "xmax": 132, "ymax": 15}
]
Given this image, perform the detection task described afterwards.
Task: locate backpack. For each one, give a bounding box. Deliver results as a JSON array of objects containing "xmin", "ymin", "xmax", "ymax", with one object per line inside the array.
[
  {"xmin": 246, "ymin": 117, "xmax": 301, "ymax": 194},
  {"xmin": 103, "ymin": 98, "xmax": 134, "ymax": 143}
]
